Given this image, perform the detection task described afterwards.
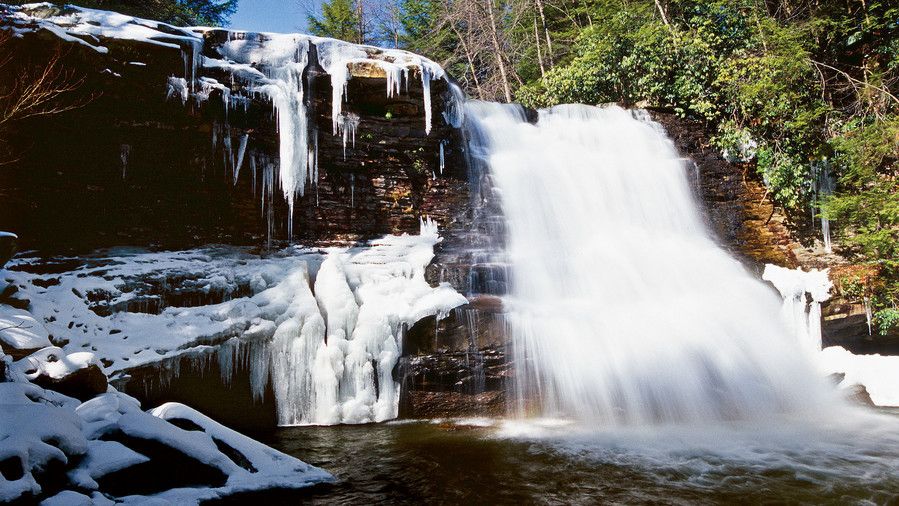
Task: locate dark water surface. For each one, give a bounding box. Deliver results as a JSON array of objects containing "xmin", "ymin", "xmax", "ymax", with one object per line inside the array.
[{"xmin": 219, "ymin": 411, "xmax": 899, "ymax": 505}]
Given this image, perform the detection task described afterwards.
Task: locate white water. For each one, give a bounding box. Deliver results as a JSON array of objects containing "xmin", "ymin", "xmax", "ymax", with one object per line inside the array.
[{"xmin": 464, "ymin": 102, "xmax": 837, "ymax": 424}]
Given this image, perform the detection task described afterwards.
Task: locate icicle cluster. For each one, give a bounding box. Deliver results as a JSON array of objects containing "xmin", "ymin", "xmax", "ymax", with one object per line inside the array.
[
  {"xmin": 4, "ymin": 5, "xmax": 454, "ymax": 240},
  {"xmin": 763, "ymin": 264, "xmax": 833, "ymax": 356}
]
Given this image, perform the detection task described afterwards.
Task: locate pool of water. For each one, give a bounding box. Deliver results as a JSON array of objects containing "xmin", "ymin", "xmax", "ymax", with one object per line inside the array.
[{"xmin": 225, "ymin": 409, "xmax": 899, "ymax": 505}]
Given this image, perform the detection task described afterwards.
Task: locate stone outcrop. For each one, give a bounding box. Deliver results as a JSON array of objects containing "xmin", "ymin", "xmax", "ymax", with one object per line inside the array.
[{"xmin": 0, "ymin": 5, "xmax": 469, "ymax": 253}]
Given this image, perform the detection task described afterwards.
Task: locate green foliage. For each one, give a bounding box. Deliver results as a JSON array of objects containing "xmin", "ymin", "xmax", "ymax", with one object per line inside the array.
[
  {"xmin": 179, "ymin": 0, "xmax": 238, "ymax": 26},
  {"xmin": 823, "ymin": 118, "xmax": 899, "ymax": 263},
  {"xmin": 875, "ymin": 308, "xmax": 899, "ymax": 335},
  {"xmin": 396, "ymin": 0, "xmax": 464, "ymax": 85},
  {"xmin": 514, "ymin": 0, "xmax": 899, "ymax": 321},
  {"xmin": 307, "ymin": 0, "xmax": 364, "ymax": 43}
]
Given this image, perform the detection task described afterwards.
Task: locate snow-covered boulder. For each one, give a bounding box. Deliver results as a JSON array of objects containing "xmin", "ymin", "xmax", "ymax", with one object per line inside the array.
[
  {"xmin": 0, "ymin": 306, "xmax": 52, "ymax": 359},
  {"xmin": 0, "ymin": 382, "xmax": 333, "ymax": 503},
  {"xmin": 13, "ymin": 347, "xmax": 108, "ymax": 401}
]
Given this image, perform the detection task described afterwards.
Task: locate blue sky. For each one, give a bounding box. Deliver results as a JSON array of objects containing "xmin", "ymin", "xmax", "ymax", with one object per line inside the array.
[{"xmin": 229, "ymin": 0, "xmax": 317, "ymax": 34}]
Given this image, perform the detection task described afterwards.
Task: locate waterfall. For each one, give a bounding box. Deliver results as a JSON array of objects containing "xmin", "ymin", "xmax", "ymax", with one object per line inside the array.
[{"xmin": 464, "ymin": 102, "xmax": 834, "ymax": 424}]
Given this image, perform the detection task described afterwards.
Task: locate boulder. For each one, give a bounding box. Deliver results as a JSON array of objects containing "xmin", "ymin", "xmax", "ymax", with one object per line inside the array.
[
  {"xmin": 0, "ymin": 306, "xmax": 52, "ymax": 359},
  {"xmin": 13, "ymin": 347, "xmax": 108, "ymax": 401},
  {"xmin": 843, "ymin": 383, "xmax": 875, "ymax": 407}
]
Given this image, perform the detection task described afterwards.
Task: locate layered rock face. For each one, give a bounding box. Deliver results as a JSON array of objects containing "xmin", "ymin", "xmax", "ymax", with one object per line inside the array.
[
  {"xmin": 0, "ymin": 4, "xmax": 469, "ymax": 252},
  {"xmin": 650, "ymin": 111, "xmax": 885, "ymax": 352}
]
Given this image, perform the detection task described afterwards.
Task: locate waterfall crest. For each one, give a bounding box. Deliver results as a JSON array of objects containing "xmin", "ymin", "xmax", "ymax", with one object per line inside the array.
[{"xmin": 464, "ymin": 102, "xmax": 836, "ymax": 424}]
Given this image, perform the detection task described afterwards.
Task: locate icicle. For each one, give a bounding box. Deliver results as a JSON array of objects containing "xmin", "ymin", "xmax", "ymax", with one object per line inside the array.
[
  {"xmin": 221, "ymin": 125, "xmax": 234, "ymax": 172},
  {"xmin": 250, "ymin": 155, "xmax": 257, "ymax": 195},
  {"xmin": 420, "ymin": 65, "xmax": 433, "ymax": 135},
  {"xmin": 312, "ymin": 129, "xmax": 319, "ymax": 188},
  {"xmin": 813, "ymin": 161, "xmax": 835, "ymax": 253},
  {"xmin": 350, "ymin": 173, "xmax": 355, "ymax": 208},
  {"xmin": 181, "ymin": 39, "xmax": 202, "ymax": 93},
  {"xmin": 864, "ymin": 297, "xmax": 873, "ymax": 336},
  {"xmin": 166, "ymin": 76, "xmax": 189, "ymax": 104},
  {"xmin": 439, "ymin": 141, "xmax": 445, "ymax": 175},
  {"xmin": 337, "ymin": 113, "xmax": 360, "ymax": 160},
  {"xmin": 233, "ymin": 134, "xmax": 249, "ymax": 185},
  {"xmin": 120, "ymin": 144, "xmax": 130, "ymax": 179},
  {"xmin": 763, "ymin": 264, "xmax": 833, "ymax": 355},
  {"xmin": 385, "ymin": 64, "xmax": 403, "ymax": 98},
  {"xmin": 330, "ymin": 63, "xmax": 350, "ymax": 136}
]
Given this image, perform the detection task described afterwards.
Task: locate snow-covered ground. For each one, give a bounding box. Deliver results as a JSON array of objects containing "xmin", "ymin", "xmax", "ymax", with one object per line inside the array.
[
  {"xmin": 820, "ymin": 346, "xmax": 899, "ymax": 407},
  {"xmin": 3, "ymin": 219, "xmax": 466, "ymax": 425}
]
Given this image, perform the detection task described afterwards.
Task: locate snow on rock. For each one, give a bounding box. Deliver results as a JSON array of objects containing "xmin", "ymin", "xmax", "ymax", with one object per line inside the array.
[
  {"xmin": 40, "ymin": 490, "xmax": 112, "ymax": 506},
  {"xmin": 0, "ymin": 376, "xmax": 332, "ymax": 503},
  {"xmin": 12, "ymin": 346, "xmax": 99, "ymax": 380},
  {"xmin": 820, "ymin": 347, "xmax": 899, "ymax": 407},
  {"xmin": 0, "ymin": 381, "xmax": 88, "ymax": 503},
  {"xmin": 763, "ymin": 264, "xmax": 832, "ymax": 356},
  {"xmin": 150, "ymin": 402, "xmax": 332, "ymax": 493},
  {"xmin": 0, "ymin": 4, "xmax": 452, "ymax": 232},
  {"xmin": 763, "ymin": 264, "xmax": 899, "ymax": 407},
  {"xmin": 4, "ymin": 246, "xmax": 317, "ymax": 377},
  {"xmin": 0, "ymin": 306, "xmax": 52, "ymax": 355},
  {"xmin": 5, "ymin": 222, "xmax": 466, "ymax": 425}
]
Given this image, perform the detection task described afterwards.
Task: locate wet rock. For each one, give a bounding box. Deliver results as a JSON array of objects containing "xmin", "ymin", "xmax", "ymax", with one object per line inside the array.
[
  {"xmin": 405, "ymin": 296, "xmax": 508, "ymax": 355},
  {"xmin": 397, "ymin": 344, "xmax": 510, "ymax": 418},
  {"xmin": 649, "ymin": 111, "xmax": 798, "ymax": 269},
  {"xmin": 843, "ymin": 383, "xmax": 875, "ymax": 407},
  {"xmin": 402, "ymin": 390, "xmax": 506, "ymax": 419}
]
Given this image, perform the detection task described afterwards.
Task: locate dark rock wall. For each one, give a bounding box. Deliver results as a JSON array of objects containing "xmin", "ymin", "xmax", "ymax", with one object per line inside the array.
[{"xmin": 0, "ymin": 27, "xmax": 469, "ymax": 253}]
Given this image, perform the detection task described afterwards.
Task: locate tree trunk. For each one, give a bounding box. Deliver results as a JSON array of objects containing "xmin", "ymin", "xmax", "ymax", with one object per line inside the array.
[
  {"xmin": 450, "ymin": 23, "xmax": 485, "ymax": 100},
  {"xmin": 535, "ymin": 0, "xmax": 553, "ymax": 66},
  {"xmin": 484, "ymin": 0, "xmax": 512, "ymax": 102},
  {"xmin": 653, "ymin": 0, "xmax": 671, "ymax": 26},
  {"xmin": 534, "ymin": 13, "xmax": 545, "ymax": 77}
]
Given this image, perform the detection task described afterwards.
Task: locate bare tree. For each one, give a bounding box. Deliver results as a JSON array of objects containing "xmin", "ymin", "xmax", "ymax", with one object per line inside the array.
[{"xmin": 0, "ymin": 31, "xmax": 91, "ymax": 164}]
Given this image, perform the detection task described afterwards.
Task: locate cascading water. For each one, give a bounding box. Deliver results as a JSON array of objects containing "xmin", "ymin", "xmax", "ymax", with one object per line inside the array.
[{"xmin": 464, "ymin": 102, "xmax": 836, "ymax": 424}]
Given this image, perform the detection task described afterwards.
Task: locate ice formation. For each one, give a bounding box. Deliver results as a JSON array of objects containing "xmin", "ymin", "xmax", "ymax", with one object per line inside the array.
[
  {"xmin": 465, "ymin": 102, "xmax": 836, "ymax": 424},
  {"xmin": 762, "ymin": 264, "xmax": 833, "ymax": 356},
  {"xmin": 5, "ymin": 221, "xmax": 466, "ymax": 425},
  {"xmin": 763, "ymin": 264, "xmax": 899, "ymax": 407},
  {"xmin": 2, "ymin": 4, "xmax": 450, "ymax": 237},
  {"xmin": 820, "ymin": 346, "xmax": 899, "ymax": 406},
  {"xmin": 811, "ymin": 161, "xmax": 835, "ymax": 253}
]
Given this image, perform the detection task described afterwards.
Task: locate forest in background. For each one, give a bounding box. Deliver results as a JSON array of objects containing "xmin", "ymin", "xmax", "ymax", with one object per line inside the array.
[{"xmin": 3, "ymin": 0, "xmax": 897, "ymax": 333}]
